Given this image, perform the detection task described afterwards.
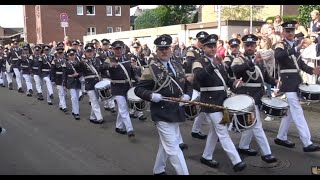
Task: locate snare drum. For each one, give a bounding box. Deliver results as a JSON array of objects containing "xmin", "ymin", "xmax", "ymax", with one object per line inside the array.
[
  {"xmin": 260, "ymin": 97, "xmax": 288, "ymax": 117},
  {"xmin": 184, "ymin": 89, "xmax": 201, "ymax": 118},
  {"xmin": 94, "ymin": 79, "xmax": 112, "ymax": 100},
  {"xmin": 298, "ymin": 84, "xmax": 320, "ymax": 101},
  {"xmin": 223, "ymin": 94, "xmax": 256, "ymax": 133},
  {"xmin": 127, "ymin": 87, "xmax": 148, "ymax": 111}
]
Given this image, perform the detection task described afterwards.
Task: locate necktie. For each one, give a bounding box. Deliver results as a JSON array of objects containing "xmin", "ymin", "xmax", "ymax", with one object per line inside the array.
[{"xmin": 167, "ymin": 62, "xmax": 175, "ymax": 77}]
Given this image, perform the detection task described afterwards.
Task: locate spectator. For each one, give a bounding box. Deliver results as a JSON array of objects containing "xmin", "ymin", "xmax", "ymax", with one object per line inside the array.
[
  {"xmin": 176, "ymin": 42, "xmax": 187, "ymax": 58},
  {"xmin": 216, "ymin": 40, "xmax": 226, "ymax": 59},
  {"xmin": 309, "ymin": 10, "xmax": 320, "ymax": 43},
  {"xmin": 255, "ymin": 26, "xmax": 262, "ymax": 37},
  {"xmin": 243, "ymin": 28, "xmax": 249, "ymax": 36},
  {"xmin": 256, "ymin": 36, "xmax": 262, "ymax": 51},
  {"xmin": 142, "ymin": 44, "xmax": 151, "ymax": 57},
  {"xmin": 273, "ymin": 15, "xmax": 283, "ymax": 35},
  {"xmin": 295, "ymin": 20, "xmax": 309, "ymax": 46}
]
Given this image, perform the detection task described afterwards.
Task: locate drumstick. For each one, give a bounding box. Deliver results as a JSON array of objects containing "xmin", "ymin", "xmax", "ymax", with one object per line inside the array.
[
  {"xmin": 276, "ymin": 77, "xmax": 281, "ymax": 90},
  {"xmin": 235, "ymin": 77, "xmax": 242, "ymax": 88}
]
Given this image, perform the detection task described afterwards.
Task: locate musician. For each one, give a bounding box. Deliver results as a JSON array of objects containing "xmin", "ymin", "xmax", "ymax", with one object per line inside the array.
[
  {"xmin": 7, "ymin": 39, "xmax": 23, "ymax": 93},
  {"xmin": 30, "ymin": 45, "xmax": 44, "ymax": 100},
  {"xmin": 103, "ymin": 40, "xmax": 139, "ymax": 139},
  {"xmin": 193, "ymin": 34, "xmax": 246, "ymax": 172},
  {"xmin": 40, "ymin": 45, "xmax": 55, "ymax": 105},
  {"xmin": 98, "ymin": 38, "xmax": 116, "ymax": 113},
  {"xmin": 223, "ymin": 38, "xmax": 242, "ymax": 80},
  {"xmin": 130, "ymin": 41, "xmax": 147, "ymax": 120},
  {"xmin": 134, "ymin": 34, "xmax": 193, "ymax": 175},
  {"xmin": 0, "ymin": 46, "xmax": 7, "ymax": 87},
  {"xmin": 189, "ymin": 31, "xmax": 209, "ymax": 140},
  {"xmin": 231, "ymin": 34, "xmax": 278, "ymax": 163},
  {"xmin": 64, "ymin": 49, "xmax": 82, "ymax": 120},
  {"xmin": 71, "ymin": 40, "xmax": 83, "ymax": 58},
  {"xmin": 80, "ymin": 43, "xmax": 104, "ymax": 124},
  {"xmin": 51, "ymin": 47, "xmax": 67, "ymax": 112},
  {"xmin": 274, "ymin": 21, "xmax": 320, "ymax": 152},
  {"xmin": 19, "ymin": 45, "xmax": 33, "ymax": 96}
]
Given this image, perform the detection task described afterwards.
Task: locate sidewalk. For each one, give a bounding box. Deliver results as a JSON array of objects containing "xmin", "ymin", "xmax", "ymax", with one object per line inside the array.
[{"xmin": 262, "ymin": 101, "xmax": 320, "ymax": 144}]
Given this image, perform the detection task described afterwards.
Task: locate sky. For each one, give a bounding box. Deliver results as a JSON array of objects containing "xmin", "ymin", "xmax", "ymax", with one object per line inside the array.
[{"xmin": 0, "ymin": 5, "xmax": 24, "ymax": 28}]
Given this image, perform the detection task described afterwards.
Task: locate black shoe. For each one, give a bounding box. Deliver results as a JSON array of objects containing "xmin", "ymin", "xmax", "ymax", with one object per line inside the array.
[
  {"xmin": 48, "ymin": 102, "xmax": 53, "ymax": 105},
  {"xmin": 130, "ymin": 114, "xmax": 138, "ymax": 118},
  {"xmin": 90, "ymin": 119, "xmax": 105, "ymax": 124},
  {"xmin": 27, "ymin": 93, "xmax": 32, "ymax": 97},
  {"xmin": 78, "ymin": 95, "xmax": 83, "ymax": 101},
  {"xmin": 237, "ymin": 148, "xmax": 258, "ymax": 156},
  {"xmin": 9, "ymin": 83, "xmax": 13, "ymax": 90},
  {"xmin": 139, "ymin": 115, "xmax": 147, "ymax": 121},
  {"xmin": 154, "ymin": 172, "xmax": 166, "ymax": 175},
  {"xmin": 274, "ymin": 138, "xmax": 295, "ymax": 148},
  {"xmin": 191, "ymin": 132, "xmax": 207, "ymax": 140},
  {"xmin": 60, "ymin": 107, "xmax": 63, "ymax": 111},
  {"xmin": 83, "ymin": 92, "xmax": 87, "ymax": 95},
  {"xmin": 303, "ymin": 144, "xmax": 320, "ymax": 152},
  {"xmin": 115, "ymin": 128, "xmax": 127, "ymax": 135},
  {"xmin": 49, "ymin": 94, "xmax": 54, "ymax": 99},
  {"xmin": 179, "ymin": 143, "xmax": 188, "ymax": 151},
  {"xmin": 233, "ymin": 161, "xmax": 246, "ymax": 172},
  {"xmin": 29, "ymin": 89, "xmax": 33, "ymax": 95},
  {"xmin": 74, "ymin": 114, "xmax": 80, "ymax": 120},
  {"xmin": 128, "ymin": 131, "xmax": 135, "ymax": 140},
  {"xmin": 72, "ymin": 112, "xmax": 75, "ymax": 116},
  {"xmin": 62, "ymin": 108, "xmax": 68, "ymax": 112},
  {"xmin": 110, "ymin": 108, "xmax": 116, "ymax": 113},
  {"xmin": 104, "ymin": 107, "xmax": 111, "ymax": 111},
  {"xmin": 261, "ymin": 154, "xmax": 277, "ymax": 163},
  {"xmin": 1, "ymin": 84, "xmax": 5, "ymax": 87},
  {"xmin": 200, "ymin": 157, "xmax": 219, "ymax": 168},
  {"xmin": 18, "ymin": 88, "xmax": 24, "ymax": 93},
  {"xmin": 89, "ymin": 102, "xmax": 91, "ymax": 106}
]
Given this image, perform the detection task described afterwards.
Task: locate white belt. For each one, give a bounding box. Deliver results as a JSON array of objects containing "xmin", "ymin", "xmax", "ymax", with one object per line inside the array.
[
  {"xmin": 21, "ymin": 65, "xmax": 28, "ymax": 68},
  {"xmin": 242, "ymin": 83, "xmax": 262, "ymax": 87},
  {"xmin": 200, "ymin": 86, "xmax": 225, "ymax": 92},
  {"xmin": 12, "ymin": 58, "xmax": 18, "ymax": 60},
  {"xmin": 56, "ymin": 72, "xmax": 63, "ymax": 75},
  {"xmin": 32, "ymin": 67, "xmax": 38, "ymax": 69},
  {"xmin": 111, "ymin": 79, "xmax": 129, "ymax": 83},
  {"xmin": 42, "ymin": 69, "xmax": 50, "ymax": 72},
  {"xmin": 84, "ymin": 75, "xmax": 98, "ymax": 79},
  {"xmin": 280, "ymin": 69, "xmax": 299, "ymax": 73}
]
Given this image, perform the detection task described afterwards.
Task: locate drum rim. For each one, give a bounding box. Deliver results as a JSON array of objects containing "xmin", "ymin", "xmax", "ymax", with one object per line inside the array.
[
  {"xmin": 261, "ymin": 97, "xmax": 289, "ymax": 108},
  {"xmin": 223, "ymin": 94, "xmax": 255, "ymax": 111},
  {"xmin": 127, "ymin": 87, "xmax": 143, "ymax": 101},
  {"xmin": 299, "ymin": 84, "xmax": 320, "ymax": 94}
]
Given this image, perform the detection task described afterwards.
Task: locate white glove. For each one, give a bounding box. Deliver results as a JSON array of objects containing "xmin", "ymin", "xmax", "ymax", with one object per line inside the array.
[
  {"xmin": 151, "ymin": 93, "xmax": 163, "ymax": 103},
  {"xmin": 179, "ymin": 94, "xmax": 191, "ymax": 106}
]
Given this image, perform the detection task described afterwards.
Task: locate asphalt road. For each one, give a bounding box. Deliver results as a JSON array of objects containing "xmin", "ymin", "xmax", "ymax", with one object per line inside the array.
[{"xmin": 0, "ymin": 85, "xmax": 320, "ymax": 175}]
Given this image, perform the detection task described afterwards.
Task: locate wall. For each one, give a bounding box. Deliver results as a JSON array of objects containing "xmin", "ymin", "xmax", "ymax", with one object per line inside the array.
[{"xmin": 24, "ymin": 5, "xmax": 37, "ymax": 43}]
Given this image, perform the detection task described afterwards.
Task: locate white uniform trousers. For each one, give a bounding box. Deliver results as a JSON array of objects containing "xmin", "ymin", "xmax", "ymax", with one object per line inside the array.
[
  {"xmin": 115, "ymin": 96, "xmax": 134, "ymax": 132},
  {"xmin": 5, "ymin": 72, "xmax": 13, "ymax": 87},
  {"xmin": 43, "ymin": 76, "xmax": 53, "ymax": 103},
  {"xmin": 22, "ymin": 74, "xmax": 33, "ymax": 92},
  {"xmin": 13, "ymin": 68, "xmax": 22, "ymax": 89},
  {"xmin": 153, "ymin": 121, "xmax": 189, "ymax": 175},
  {"xmin": 191, "ymin": 112, "xmax": 206, "ymax": 133},
  {"xmin": 277, "ymin": 92, "xmax": 312, "ymax": 147},
  {"xmin": 70, "ymin": 89, "xmax": 80, "ymax": 115},
  {"xmin": 104, "ymin": 96, "xmax": 116, "ymax": 109},
  {"xmin": 33, "ymin": 75, "xmax": 42, "ymax": 94},
  {"xmin": 0, "ymin": 71, "xmax": 6, "ymax": 85},
  {"xmin": 56, "ymin": 85, "xmax": 67, "ymax": 109},
  {"xmin": 239, "ymin": 105, "xmax": 271, "ymax": 156},
  {"xmin": 87, "ymin": 90, "xmax": 103, "ymax": 121},
  {"xmin": 80, "ymin": 76, "xmax": 86, "ymax": 93},
  {"xmin": 203, "ymin": 112, "xmax": 242, "ymax": 165}
]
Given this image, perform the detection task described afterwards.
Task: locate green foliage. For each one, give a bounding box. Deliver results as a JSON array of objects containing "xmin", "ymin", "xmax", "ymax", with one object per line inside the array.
[
  {"xmin": 265, "ymin": 15, "xmax": 299, "ymax": 23},
  {"xmin": 221, "ymin": 5, "xmax": 261, "ymax": 21},
  {"xmin": 134, "ymin": 5, "xmax": 197, "ymax": 29},
  {"xmin": 298, "ymin": 5, "xmax": 320, "ymax": 28}
]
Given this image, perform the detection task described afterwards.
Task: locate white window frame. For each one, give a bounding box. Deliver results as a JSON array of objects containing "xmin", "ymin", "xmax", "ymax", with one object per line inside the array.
[
  {"xmin": 86, "ymin": 5, "xmax": 95, "ymax": 16},
  {"xmin": 106, "ymin": 6, "xmax": 112, "ymax": 16},
  {"xmin": 107, "ymin": 27, "xmax": 113, "ymax": 33},
  {"xmin": 115, "ymin": 6, "xmax": 121, "ymax": 16},
  {"xmin": 77, "ymin": 5, "xmax": 84, "ymax": 15},
  {"xmin": 115, "ymin": 27, "xmax": 121, "ymax": 32},
  {"xmin": 87, "ymin": 27, "xmax": 96, "ymax": 35}
]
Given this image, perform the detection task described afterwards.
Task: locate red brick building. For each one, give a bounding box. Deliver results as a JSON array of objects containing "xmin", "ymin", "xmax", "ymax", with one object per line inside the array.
[{"xmin": 23, "ymin": 5, "xmax": 130, "ymax": 44}]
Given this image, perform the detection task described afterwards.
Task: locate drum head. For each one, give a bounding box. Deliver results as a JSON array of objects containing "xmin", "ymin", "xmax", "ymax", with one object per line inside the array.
[
  {"xmin": 299, "ymin": 84, "xmax": 320, "ymax": 93},
  {"xmin": 127, "ymin": 87, "xmax": 141, "ymax": 102},
  {"xmin": 95, "ymin": 80, "xmax": 111, "ymax": 89},
  {"xmin": 223, "ymin": 94, "xmax": 254, "ymax": 111},
  {"xmin": 261, "ymin": 97, "xmax": 288, "ymax": 108},
  {"xmin": 191, "ymin": 89, "xmax": 200, "ymax": 101}
]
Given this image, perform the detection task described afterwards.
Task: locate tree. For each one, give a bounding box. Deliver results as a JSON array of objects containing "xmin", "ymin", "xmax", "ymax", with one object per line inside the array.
[
  {"xmin": 221, "ymin": 5, "xmax": 261, "ymax": 21},
  {"xmin": 298, "ymin": 5, "xmax": 320, "ymax": 28},
  {"xmin": 134, "ymin": 6, "xmax": 168, "ymax": 29}
]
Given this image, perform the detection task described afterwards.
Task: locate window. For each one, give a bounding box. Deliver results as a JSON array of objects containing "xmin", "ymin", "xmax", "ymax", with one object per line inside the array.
[
  {"xmin": 77, "ymin": 5, "xmax": 83, "ymax": 15},
  {"xmin": 87, "ymin": 27, "xmax": 96, "ymax": 35},
  {"xmin": 214, "ymin": 5, "xmax": 219, "ymax": 12},
  {"xmin": 115, "ymin": 27, "xmax": 121, "ymax": 32},
  {"xmin": 115, "ymin": 6, "xmax": 121, "ymax": 16},
  {"xmin": 86, "ymin": 5, "xmax": 95, "ymax": 15},
  {"xmin": 106, "ymin": 6, "xmax": 112, "ymax": 16},
  {"xmin": 107, "ymin": 27, "xmax": 113, "ymax": 33}
]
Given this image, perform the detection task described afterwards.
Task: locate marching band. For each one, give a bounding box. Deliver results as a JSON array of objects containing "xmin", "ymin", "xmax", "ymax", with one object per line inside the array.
[{"xmin": 1, "ymin": 20, "xmax": 320, "ymax": 175}]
